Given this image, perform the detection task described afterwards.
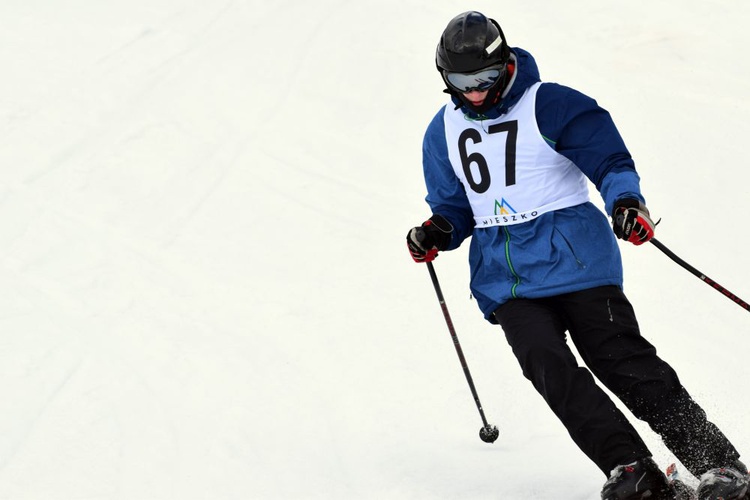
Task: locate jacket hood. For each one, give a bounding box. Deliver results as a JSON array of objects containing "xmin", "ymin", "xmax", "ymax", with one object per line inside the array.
[{"xmin": 451, "ymin": 47, "xmax": 541, "ymax": 120}]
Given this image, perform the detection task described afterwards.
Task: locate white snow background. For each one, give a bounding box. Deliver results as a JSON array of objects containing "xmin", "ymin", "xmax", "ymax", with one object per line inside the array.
[{"xmin": 0, "ymin": 1, "xmax": 749, "ymax": 499}]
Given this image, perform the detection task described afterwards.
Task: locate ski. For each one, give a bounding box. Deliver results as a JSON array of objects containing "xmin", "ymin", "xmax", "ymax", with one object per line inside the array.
[{"xmin": 667, "ymin": 463, "xmax": 697, "ymax": 500}]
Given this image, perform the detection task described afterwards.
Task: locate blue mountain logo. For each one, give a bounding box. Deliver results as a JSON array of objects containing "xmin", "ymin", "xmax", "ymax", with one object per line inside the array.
[{"xmin": 494, "ymin": 198, "xmax": 517, "ymax": 216}]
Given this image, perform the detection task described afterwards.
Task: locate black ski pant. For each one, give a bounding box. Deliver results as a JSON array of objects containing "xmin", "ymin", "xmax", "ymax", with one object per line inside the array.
[{"xmin": 492, "ymin": 285, "xmax": 739, "ymax": 477}]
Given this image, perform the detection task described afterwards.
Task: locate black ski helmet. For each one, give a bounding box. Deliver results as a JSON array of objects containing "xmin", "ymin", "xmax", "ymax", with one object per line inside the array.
[{"xmin": 436, "ymin": 11, "xmax": 511, "ymax": 112}]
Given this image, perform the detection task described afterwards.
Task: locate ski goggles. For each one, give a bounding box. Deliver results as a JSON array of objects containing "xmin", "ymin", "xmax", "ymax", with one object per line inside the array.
[{"xmin": 443, "ymin": 65, "xmax": 506, "ymax": 93}]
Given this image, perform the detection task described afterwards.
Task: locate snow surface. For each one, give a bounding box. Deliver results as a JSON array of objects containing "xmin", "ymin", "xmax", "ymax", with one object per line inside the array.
[{"xmin": 0, "ymin": 1, "xmax": 749, "ymax": 499}]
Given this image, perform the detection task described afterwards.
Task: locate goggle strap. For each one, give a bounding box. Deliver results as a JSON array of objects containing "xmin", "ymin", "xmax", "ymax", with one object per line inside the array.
[{"xmin": 485, "ymin": 37, "xmax": 502, "ymax": 57}]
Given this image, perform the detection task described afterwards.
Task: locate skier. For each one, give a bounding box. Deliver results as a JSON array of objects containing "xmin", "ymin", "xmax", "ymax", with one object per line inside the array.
[{"xmin": 406, "ymin": 11, "xmax": 748, "ymax": 499}]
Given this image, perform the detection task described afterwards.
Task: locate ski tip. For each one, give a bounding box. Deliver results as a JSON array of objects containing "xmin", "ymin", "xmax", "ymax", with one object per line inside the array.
[
  {"xmin": 665, "ymin": 463, "xmax": 697, "ymax": 500},
  {"xmin": 666, "ymin": 463, "xmax": 678, "ymax": 479}
]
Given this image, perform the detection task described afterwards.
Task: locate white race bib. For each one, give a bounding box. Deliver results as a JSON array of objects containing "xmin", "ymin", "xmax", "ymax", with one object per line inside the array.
[{"xmin": 443, "ymin": 82, "xmax": 590, "ymax": 227}]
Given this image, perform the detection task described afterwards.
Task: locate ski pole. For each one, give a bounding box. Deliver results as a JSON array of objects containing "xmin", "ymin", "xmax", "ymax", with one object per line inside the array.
[
  {"xmin": 423, "ymin": 259, "xmax": 499, "ymax": 443},
  {"xmin": 650, "ymin": 237, "xmax": 750, "ymax": 312}
]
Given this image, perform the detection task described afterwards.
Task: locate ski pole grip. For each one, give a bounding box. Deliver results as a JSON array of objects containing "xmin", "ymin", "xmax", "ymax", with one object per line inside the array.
[{"xmin": 415, "ymin": 228, "xmax": 427, "ymax": 243}]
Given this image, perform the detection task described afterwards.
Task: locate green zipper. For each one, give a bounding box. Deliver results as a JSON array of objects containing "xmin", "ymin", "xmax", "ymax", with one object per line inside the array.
[{"xmin": 503, "ymin": 226, "xmax": 521, "ymax": 298}]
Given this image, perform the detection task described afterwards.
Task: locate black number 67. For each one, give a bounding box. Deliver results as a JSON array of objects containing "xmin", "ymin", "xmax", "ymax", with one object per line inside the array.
[{"xmin": 457, "ymin": 120, "xmax": 518, "ymax": 193}]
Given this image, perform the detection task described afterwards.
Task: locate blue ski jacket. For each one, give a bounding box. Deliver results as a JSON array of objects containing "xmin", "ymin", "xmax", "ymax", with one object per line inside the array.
[{"xmin": 422, "ymin": 47, "xmax": 645, "ymax": 322}]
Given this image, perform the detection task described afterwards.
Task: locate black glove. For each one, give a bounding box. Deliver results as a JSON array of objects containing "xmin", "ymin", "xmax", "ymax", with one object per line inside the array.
[
  {"xmin": 406, "ymin": 214, "xmax": 453, "ymax": 263},
  {"xmin": 612, "ymin": 198, "xmax": 656, "ymax": 246}
]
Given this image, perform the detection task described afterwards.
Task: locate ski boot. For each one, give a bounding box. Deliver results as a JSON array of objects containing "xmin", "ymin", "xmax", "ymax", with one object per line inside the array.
[
  {"xmin": 602, "ymin": 457, "xmax": 673, "ymax": 499},
  {"xmin": 696, "ymin": 460, "xmax": 749, "ymax": 499}
]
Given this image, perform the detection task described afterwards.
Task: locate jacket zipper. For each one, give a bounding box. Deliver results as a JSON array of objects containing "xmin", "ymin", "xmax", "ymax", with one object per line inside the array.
[
  {"xmin": 503, "ymin": 226, "xmax": 521, "ymax": 298},
  {"xmin": 554, "ymin": 228, "xmax": 586, "ymax": 269}
]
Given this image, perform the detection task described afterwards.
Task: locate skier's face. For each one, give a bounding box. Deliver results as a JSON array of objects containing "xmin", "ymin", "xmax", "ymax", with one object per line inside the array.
[{"xmin": 462, "ymin": 89, "xmax": 489, "ymax": 108}]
